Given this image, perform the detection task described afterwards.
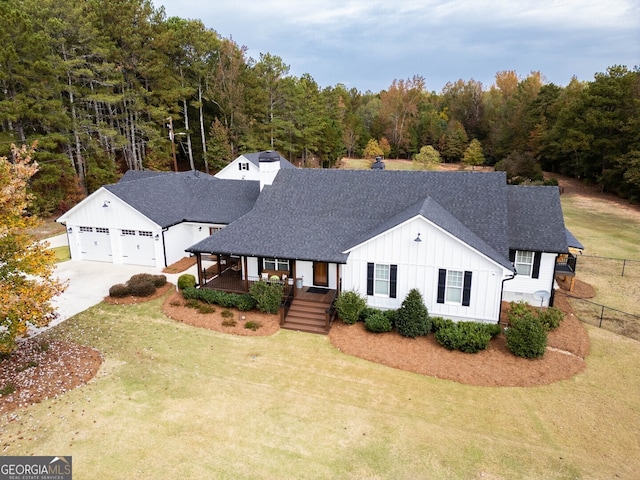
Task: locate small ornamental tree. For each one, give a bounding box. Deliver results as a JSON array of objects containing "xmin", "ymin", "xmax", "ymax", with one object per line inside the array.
[
  {"xmin": 396, "ymin": 289, "xmax": 431, "ymax": 338},
  {"xmin": 363, "ymin": 139, "xmax": 384, "ymax": 159},
  {"xmin": 462, "ymin": 139, "xmax": 485, "ymax": 170},
  {"xmin": 0, "ymin": 144, "xmax": 65, "ymax": 354},
  {"xmin": 413, "ymin": 145, "xmax": 442, "ymax": 170}
]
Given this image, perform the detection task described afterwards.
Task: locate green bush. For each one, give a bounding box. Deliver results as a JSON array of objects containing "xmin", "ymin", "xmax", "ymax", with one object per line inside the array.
[
  {"xmin": 359, "ymin": 307, "xmax": 381, "ymax": 323},
  {"xmin": 334, "ymin": 290, "xmax": 367, "ymax": 325},
  {"xmin": 430, "ymin": 316, "xmax": 454, "ymax": 333},
  {"xmin": 505, "ymin": 313, "xmax": 548, "ymax": 358},
  {"xmin": 182, "ymin": 287, "xmax": 256, "ymax": 311},
  {"xmin": 538, "ymin": 307, "xmax": 564, "ymax": 331},
  {"xmin": 177, "ymin": 274, "xmax": 196, "ymax": 290},
  {"xmin": 235, "ymin": 295, "xmax": 257, "ymax": 311},
  {"xmin": 197, "ymin": 304, "xmax": 216, "ymax": 314},
  {"xmin": 109, "ymin": 283, "xmax": 130, "ymax": 298},
  {"xmin": 384, "ymin": 309, "xmax": 398, "ymax": 329},
  {"xmin": 434, "ymin": 321, "xmax": 497, "ymax": 353},
  {"xmin": 150, "ymin": 274, "xmax": 167, "ymax": 287},
  {"xmin": 396, "ymin": 289, "xmax": 431, "ymax": 338},
  {"xmin": 249, "ymin": 280, "xmax": 283, "ymax": 314},
  {"xmin": 244, "ymin": 321, "xmax": 262, "ymax": 331},
  {"xmin": 128, "ymin": 273, "xmax": 166, "ymax": 287},
  {"xmin": 365, "ymin": 311, "xmax": 392, "ymax": 333}
]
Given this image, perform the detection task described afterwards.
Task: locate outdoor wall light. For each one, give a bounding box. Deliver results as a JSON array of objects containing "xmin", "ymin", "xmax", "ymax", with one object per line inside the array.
[
  {"xmin": 199, "ymin": 226, "xmax": 202, "ymax": 231},
  {"xmin": 155, "ymin": 234, "xmax": 160, "ymax": 240},
  {"xmin": 67, "ymin": 227, "xmax": 72, "ymax": 233},
  {"xmin": 102, "ymin": 200, "xmax": 110, "ymax": 207},
  {"xmin": 414, "ymin": 233, "xmax": 422, "ymax": 243}
]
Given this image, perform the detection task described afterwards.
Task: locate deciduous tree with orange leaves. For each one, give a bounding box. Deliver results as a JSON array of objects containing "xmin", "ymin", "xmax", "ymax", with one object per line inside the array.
[{"xmin": 0, "ymin": 144, "xmax": 65, "ymax": 354}]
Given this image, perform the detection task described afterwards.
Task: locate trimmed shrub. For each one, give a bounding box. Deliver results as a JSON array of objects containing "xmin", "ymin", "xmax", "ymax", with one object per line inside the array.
[
  {"xmin": 430, "ymin": 316, "xmax": 454, "ymax": 333},
  {"xmin": 197, "ymin": 304, "xmax": 216, "ymax": 314},
  {"xmin": 505, "ymin": 313, "xmax": 548, "ymax": 358},
  {"xmin": 396, "ymin": 289, "xmax": 431, "ymax": 338},
  {"xmin": 359, "ymin": 307, "xmax": 381, "ymax": 323},
  {"xmin": 182, "ymin": 287, "xmax": 256, "ymax": 311},
  {"xmin": 365, "ymin": 311, "xmax": 393, "ymax": 333},
  {"xmin": 384, "ymin": 309, "xmax": 398, "ymax": 329},
  {"xmin": 109, "ymin": 283, "xmax": 130, "ymax": 298},
  {"xmin": 178, "ymin": 274, "xmax": 196, "ymax": 290},
  {"xmin": 244, "ymin": 321, "xmax": 262, "ymax": 331},
  {"xmin": 150, "ymin": 274, "xmax": 167, "ymax": 287},
  {"xmin": 434, "ymin": 321, "xmax": 497, "ymax": 353},
  {"xmin": 235, "ymin": 295, "xmax": 257, "ymax": 311},
  {"xmin": 249, "ymin": 280, "xmax": 283, "ymax": 314},
  {"xmin": 538, "ymin": 307, "xmax": 564, "ymax": 331},
  {"xmin": 126, "ymin": 278, "xmax": 156, "ymax": 297},
  {"xmin": 334, "ymin": 290, "xmax": 367, "ymax": 325}
]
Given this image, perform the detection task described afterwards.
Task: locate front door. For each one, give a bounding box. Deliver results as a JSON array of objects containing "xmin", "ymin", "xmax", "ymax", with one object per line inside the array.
[{"xmin": 313, "ymin": 262, "xmax": 329, "ymax": 287}]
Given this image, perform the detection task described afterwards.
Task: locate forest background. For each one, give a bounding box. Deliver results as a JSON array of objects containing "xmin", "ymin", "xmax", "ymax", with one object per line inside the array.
[{"xmin": 2, "ymin": 0, "xmax": 639, "ymax": 216}]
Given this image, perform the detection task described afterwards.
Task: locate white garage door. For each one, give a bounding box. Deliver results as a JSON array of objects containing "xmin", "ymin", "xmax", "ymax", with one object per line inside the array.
[
  {"xmin": 79, "ymin": 226, "xmax": 113, "ymax": 262},
  {"xmin": 120, "ymin": 229, "xmax": 156, "ymax": 266}
]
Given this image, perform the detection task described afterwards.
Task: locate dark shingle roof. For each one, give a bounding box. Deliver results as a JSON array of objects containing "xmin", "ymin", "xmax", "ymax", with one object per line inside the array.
[
  {"xmin": 105, "ymin": 171, "xmax": 259, "ymax": 227},
  {"xmin": 188, "ymin": 170, "xmax": 516, "ymax": 266},
  {"xmin": 241, "ymin": 151, "xmax": 297, "ymax": 169},
  {"xmin": 507, "ymin": 185, "xmax": 568, "ymax": 253}
]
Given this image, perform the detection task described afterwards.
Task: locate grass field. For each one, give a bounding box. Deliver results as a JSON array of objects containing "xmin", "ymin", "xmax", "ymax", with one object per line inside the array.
[{"xmin": 0, "ymin": 293, "xmax": 637, "ymax": 479}]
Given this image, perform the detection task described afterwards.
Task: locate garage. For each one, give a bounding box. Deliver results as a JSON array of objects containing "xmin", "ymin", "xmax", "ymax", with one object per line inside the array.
[
  {"xmin": 79, "ymin": 226, "xmax": 113, "ymax": 262},
  {"xmin": 119, "ymin": 229, "xmax": 156, "ymax": 266}
]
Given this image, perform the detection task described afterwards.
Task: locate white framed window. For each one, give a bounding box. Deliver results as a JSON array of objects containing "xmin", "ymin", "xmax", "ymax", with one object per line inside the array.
[
  {"xmin": 445, "ymin": 270, "xmax": 463, "ymax": 303},
  {"xmin": 374, "ymin": 264, "xmax": 390, "ymax": 296},
  {"xmin": 515, "ymin": 250, "xmax": 534, "ymax": 276},
  {"xmin": 263, "ymin": 258, "xmax": 289, "ymax": 271}
]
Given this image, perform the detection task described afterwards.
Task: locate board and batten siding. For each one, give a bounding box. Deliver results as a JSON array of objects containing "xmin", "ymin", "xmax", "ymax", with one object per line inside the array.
[
  {"xmin": 60, "ymin": 188, "xmax": 163, "ymax": 268},
  {"xmin": 502, "ymin": 252, "xmax": 558, "ymax": 307},
  {"xmin": 214, "ymin": 156, "xmax": 259, "ymax": 181},
  {"xmin": 342, "ymin": 217, "xmax": 511, "ymax": 323}
]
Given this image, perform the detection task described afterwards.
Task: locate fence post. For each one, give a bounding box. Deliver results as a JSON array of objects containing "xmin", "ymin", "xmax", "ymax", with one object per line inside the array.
[
  {"xmin": 599, "ymin": 305, "xmax": 605, "ymax": 328},
  {"xmin": 622, "ymin": 259, "xmax": 626, "ymax": 277}
]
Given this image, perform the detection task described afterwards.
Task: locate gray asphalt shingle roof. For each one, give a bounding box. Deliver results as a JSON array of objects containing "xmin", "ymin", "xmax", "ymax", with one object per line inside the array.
[
  {"xmin": 105, "ymin": 171, "xmax": 260, "ymax": 228},
  {"xmin": 241, "ymin": 152, "xmax": 297, "ymax": 169},
  {"xmin": 187, "ymin": 169, "xmax": 530, "ymax": 267},
  {"xmin": 507, "ymin": 185, "xmax": 568, "ymax": 253}
]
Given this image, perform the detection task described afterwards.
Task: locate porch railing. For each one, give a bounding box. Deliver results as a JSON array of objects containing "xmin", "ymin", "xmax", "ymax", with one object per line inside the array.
[
  {"xmin": 324, "ymin": 290, "xmax": 338, "ymax": 331},
  {"xmin": 555, "ymin": 253, "xmax": 577, "ymax": 274}
]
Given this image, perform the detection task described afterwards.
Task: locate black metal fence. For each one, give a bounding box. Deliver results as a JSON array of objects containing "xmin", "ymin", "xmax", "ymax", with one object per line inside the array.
[
  {"xmin": 555, "ymin": 290, "xmax": 640, "ymax": 342},
  {"xmin": 579, "ymin": 255, "xmax": 640, "ymax": 277}
]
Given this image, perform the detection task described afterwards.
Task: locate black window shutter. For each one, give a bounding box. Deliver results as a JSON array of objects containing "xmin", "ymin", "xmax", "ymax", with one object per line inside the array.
[
  {"xmin": 509, "ymin": 249, "xmax": 516, "ymax": 263},
  {"xmin": 532, "ymin": 252, "xmax": 542, "ymax": 278},
  {"xmin": 462, "ymin": 271, "xmax": 472, "ymax": 306},
  {"xmin": 390, "ymin": 265, "xmax": 397, "ymax": 298},
  {"xmin": 257, "ymin": 257, "xmax": 263, "ymax": 276},
  {"xmin": 437, "ymin": 269, "xmax": 446, "ymax": 304},
  {"xmin": 238, "ymin": 163, "xmax": 242, "ymax": 170},
  {"xmin": 366, "ymin": 263, "xmax": 374, "ymax": 296}
]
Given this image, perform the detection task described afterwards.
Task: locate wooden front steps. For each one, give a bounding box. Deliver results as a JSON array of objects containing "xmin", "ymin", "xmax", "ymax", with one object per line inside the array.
[{"xmin": 282, "ymin": 298, "xmax": 333, "ymax": 334}]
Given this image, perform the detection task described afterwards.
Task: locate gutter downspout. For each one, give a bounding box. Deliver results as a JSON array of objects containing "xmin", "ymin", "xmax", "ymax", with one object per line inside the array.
[
  {"xmin": 161, "ymin": 227, "xmax": 169, "ymax": 267},
  {"xmin": 499, "ymin": 271, "xmax": 516, "ymax": 324}
]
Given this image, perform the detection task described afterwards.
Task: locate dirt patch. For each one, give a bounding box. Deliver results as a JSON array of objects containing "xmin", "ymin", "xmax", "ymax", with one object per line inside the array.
[
  {"xmin": 0, "ymin": 340, "xmax": 102, "ymax": 415},
  {"xmin": 163, "ymin": 256, "xmax": 197, "ymax": 274},
  {"xmin": 162, "ymin": 290, "xmax": 280, "ymax": 336}
]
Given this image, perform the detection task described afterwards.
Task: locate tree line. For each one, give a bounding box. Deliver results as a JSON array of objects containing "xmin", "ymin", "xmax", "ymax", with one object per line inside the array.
[{"xmin": 1, "ymin": 0, "xmax": 639, "ymax": 215}]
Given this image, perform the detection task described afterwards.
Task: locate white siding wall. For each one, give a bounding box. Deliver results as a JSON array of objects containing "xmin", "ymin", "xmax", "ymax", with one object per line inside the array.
[
  {"xmin": 502, "ymin": 252, "xmax": 558, "ymax": 307},
  {"xmin": 163, "ymin": 223, "xmax": 226, "ymax": 267},
  {"xmin": 214, "ymin": 156, "xmax": 260, "ymax": 181},
  {"xmin": 61, "ymin": 189, "xmax": 163, "ymax": 268},
  {"xmin": 342, "ymin": 218, "xmax": 510, "ymax": 323}
]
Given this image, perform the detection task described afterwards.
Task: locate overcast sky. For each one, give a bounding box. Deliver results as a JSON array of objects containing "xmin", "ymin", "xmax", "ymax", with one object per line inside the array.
[{"xmin": 152, "ymin": 0, "xmax": 639, "ymax": 93}]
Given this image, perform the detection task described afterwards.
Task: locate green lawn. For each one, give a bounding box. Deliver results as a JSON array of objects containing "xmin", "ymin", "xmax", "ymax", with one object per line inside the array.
[{"xmin": 0, "ymin": 296, "xmax": 638, "ymax": 479}]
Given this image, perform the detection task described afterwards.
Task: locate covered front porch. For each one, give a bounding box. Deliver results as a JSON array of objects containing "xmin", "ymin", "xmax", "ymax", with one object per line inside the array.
[{"xmin": 191, "ymin": 252, "xmax": 340, "ymax": 333}]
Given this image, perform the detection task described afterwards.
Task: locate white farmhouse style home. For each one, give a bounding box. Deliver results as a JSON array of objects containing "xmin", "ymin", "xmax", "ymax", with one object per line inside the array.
[{"xmin": 58, "ymin": 150, "xmax": 581, "ymax": 333}]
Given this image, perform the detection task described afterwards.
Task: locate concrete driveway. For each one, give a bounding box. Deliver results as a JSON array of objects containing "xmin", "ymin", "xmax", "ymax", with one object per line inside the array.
[{"xmin": 32, "ymin": 234, "xmax": 197, "ymax": 335}]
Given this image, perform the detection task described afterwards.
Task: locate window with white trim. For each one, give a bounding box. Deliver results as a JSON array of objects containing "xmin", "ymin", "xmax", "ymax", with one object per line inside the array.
[
  {"xmin": 374, "ymin": 264, "xmax": 390, "ymax": 296},
  {"xmin": 515, "ymin": 250, "xmax": 534, "ymax": 276},
  {"xmin": 263, "ymin": 258, "xmax": 289, "ymax": 271},
  {"xmin": 445, "ymin": 270, "xmax": 463, "ymax": 303}
]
